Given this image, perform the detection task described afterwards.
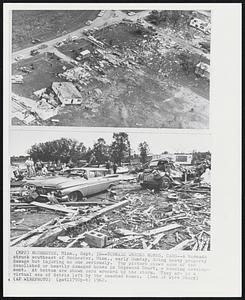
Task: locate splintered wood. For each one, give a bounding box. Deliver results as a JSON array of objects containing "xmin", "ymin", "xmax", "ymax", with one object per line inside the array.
[{"xmin": 10, "ymin": 182, "xmax": 211, "ymax": 250}]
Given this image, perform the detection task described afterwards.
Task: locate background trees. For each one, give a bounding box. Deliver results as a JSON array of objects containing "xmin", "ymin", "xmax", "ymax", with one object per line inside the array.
[
  {"xmin": 28, "ymin": 138, "xmax": 86, "ymax": 163},
  {"xmin": 109, "ymin": 132, "xmax": 131, "ymax": 166},
  {"xmin": 25, "ymin": 134, "xmax": 211, "ymax": 166},
  {"xmin": 146, "ymin": 10, "xmax": 192, "ymax": 28},
  {"xmin": 92, "ymin": 138, "xmax": 109, "ymax": 165}
]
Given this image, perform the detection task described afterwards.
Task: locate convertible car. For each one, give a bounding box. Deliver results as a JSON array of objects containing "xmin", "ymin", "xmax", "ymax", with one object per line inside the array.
[{"xmin": 25, "ymin": 167, "xmax": 120, "ymax": 202}]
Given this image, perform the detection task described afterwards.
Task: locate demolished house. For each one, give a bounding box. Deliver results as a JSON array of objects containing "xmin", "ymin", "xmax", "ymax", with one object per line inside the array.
[
  {"xmin": 52, "ymin": 82, "xmax": 83, "ymax": 105},
  {"xmin": 11, "ymin": 100, "xmax": 36, "ymax": 125},
  {"xmin": 12, "ymin": 93, "xmax": 58, "ymax": 123},
  {"xmin": 80, "ymin": 49, "xmax": 91, "ymax": 58},
  {"xmin": 190, "ymin": 18, "xmax": 211, "ymax": 35},
  {"xmin": 12, "ymin": 75, "xmax": 24, "ymax": 84},
  {"xmin": 195, "ymin": 62, "xmax": 210, "ymax": 80}
]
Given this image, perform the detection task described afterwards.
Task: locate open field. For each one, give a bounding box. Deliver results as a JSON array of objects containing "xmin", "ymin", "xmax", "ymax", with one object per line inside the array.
[{"xmin": 12, "ymin": 10, "xmax": 99, "ymax": 51}]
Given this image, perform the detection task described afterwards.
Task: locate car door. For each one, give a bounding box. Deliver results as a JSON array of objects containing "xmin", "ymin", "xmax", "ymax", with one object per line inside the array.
[{"xmin": 90, "ymin": 170, "xmax": 109, "ymax": 194}]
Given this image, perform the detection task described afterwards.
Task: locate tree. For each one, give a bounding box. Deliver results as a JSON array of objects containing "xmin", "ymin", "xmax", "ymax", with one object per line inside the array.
[
  {"xmin": 92, "ymin": 138, "xmax": 109, "ymax": 165},
  {"xmin": 147, "ymin": 10, "xmax": 192, "ymax": 28},
  {"xmin": 191, "ymin": 151, "xmax": 211, "ymax": 165},
  {"xmin": 28, "ymin": 138, "xmax": 87, "ymax": 163},
  {"xmin": 109, "ymin": 132, "xmax": 131, "ymax": 166},
  {"xmin": 138, "ymin": 141, "xmax": 150, "ymax": 164}
]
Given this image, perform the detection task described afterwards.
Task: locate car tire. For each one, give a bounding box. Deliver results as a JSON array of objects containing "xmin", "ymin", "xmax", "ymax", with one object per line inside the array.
[
  {"xmin": 160, "ymin": 177, "xmax": 171, "ymax": 190},
  {"xmin": 68, "ymin": 191, "xmax": 79, "ymax": 202}
]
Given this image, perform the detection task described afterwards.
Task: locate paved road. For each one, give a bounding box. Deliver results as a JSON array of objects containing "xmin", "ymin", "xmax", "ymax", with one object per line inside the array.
[{"xmin": 12, "ymin": 10, "xmax": 151, "ymax": 64}]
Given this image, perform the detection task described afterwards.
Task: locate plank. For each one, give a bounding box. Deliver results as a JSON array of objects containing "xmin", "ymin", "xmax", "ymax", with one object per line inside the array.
[
  {"xmin": 147, "ymin": 233, "xmax": 165, "ymax": 249},
  {"xmin": 31, "ymin": 201, "xmax": 77, "ymax": 214},
  {"xmin": 30, "ymin": 227, "xmax": 65, "ymax": 247},
  {"xmin": 62, "ymin": 201, "xmax": 112, "ymax": 206},
  {"xmin": 170, "ymin": 238, "xmax": 196, "ymax": 250},
  {"xmin": 143, "ymin": 223, "xmax": 182, "ymax": 236},
  {"xmin": 11, "ymin": 203, "xmax": 35, "ymax": 208}
]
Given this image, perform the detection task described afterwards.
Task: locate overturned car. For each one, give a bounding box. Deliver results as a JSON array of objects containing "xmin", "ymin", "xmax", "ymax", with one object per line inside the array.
[{"xmin": 137, "ymin": 159, "xmax": 185, "ymax": 190}]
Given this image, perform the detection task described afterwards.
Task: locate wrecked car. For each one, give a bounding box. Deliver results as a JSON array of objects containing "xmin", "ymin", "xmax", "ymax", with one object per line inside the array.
[
  {"xmin": 25, "ymin": 167, "xmax": 120, "ymax": 202},
  {"xmin": 137, "ymin": 159, "xmax": 184, "ymax": 190}
]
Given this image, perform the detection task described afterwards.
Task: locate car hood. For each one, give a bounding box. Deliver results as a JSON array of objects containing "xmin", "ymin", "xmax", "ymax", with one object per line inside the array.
[{"xmin": 26, "ymin": 176, "xmax": 90, "ymax": 189}]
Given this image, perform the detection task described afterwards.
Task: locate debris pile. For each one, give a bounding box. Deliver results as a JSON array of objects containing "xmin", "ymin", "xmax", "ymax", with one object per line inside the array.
[{"xmin": 10, "ymin": 178, "xmax": 211, "ymax": 251}]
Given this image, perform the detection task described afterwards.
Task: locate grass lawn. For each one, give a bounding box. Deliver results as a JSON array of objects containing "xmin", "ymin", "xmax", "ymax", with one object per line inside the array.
[
  {"xmin": 12, "ymin": 53, "xmax": 73, "ymax": 98},
  {"xmin": 12, "ymin": 10, "xmax": 99, "ymax": 51}
]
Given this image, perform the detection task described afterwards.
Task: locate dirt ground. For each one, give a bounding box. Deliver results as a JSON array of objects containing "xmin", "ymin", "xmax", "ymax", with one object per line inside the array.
[{"xmin": 12, "ymin": 10, "xmax": 99, "ymax": 51}]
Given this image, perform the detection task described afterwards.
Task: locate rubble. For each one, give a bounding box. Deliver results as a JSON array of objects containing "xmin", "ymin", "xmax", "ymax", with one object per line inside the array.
[{"xmin": 10, "ymin": 173, "xmax": 211, "ymax": 250}]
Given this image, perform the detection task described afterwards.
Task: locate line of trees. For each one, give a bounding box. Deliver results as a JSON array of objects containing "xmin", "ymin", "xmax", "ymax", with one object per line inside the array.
[
  {"xmin": 27, "ymin": 133, "xmax": 151, "ymax": 166},
  {"xmin": 146, "ymin": 10, "xmax": 192, "ymax": 28}
]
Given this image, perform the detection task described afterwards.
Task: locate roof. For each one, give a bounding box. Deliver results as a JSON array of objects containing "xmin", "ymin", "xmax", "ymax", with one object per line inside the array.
[
  {"xmin": 52, "ymin": 82, "xmax": 82, "ymax": 101},
  {"xmin": 80, "ymin": 50, "xmax": 90, "ymax": 56},
  {"xmin": 196, "ymin": 62, "xmax": 210, "ymax": 73}
]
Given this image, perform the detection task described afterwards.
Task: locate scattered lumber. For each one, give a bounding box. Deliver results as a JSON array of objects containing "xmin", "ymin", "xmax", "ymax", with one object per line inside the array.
[
  {"xmin": 11, "ymin": 199, "xmax": 130, "ymax": 247},
  {"xmin": 75, "ymin": 198, "xmax": 130, "ymax": 226},
  {"xmin": 66, "ymin": 233, "xmax": 86, "ymax": 248},
  {"xmin": 10, "ymin": 219, "xmax": 56, "ymax": 246},
  {"xmin": 32, "ymin": 226, "xmax": 66, "ymax": 247},
  {"xmin": 106, "ymin": 235, "xmax": 144, "ymax": 248}
]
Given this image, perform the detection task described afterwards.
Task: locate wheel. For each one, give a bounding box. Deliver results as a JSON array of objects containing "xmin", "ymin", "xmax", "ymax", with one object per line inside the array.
[
  {"xmin": 160, "ymin": 177, "xmax": 171, "ymax": 190},
  {"xmin": 68, "ymin": 191, "xmax": 79, "ymax": 202}
]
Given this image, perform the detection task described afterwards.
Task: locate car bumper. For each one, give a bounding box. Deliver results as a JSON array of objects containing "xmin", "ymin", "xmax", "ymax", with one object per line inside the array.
[{"xmin": 39, "ymin": 194, "xmax": 68, "ymax": 202}]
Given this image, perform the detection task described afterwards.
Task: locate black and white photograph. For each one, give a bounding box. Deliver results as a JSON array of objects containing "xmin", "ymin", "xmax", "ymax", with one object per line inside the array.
[
  {"xmin": 10, "ymin": 131, "xmax": 211, "ymax": 250},
  {"xmin": 4, "ymin": 3, "xmax": 241, "ymax": 298},
  {"xmin": 12, "ymin": 9, "xmax": 210, "ymax": 128}
]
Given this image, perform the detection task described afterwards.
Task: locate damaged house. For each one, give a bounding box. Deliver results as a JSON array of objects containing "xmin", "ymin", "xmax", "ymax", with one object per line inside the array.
[
  {"xmin": 195, "ymin": 62, "xmax": 210, "ymax": 80},
  {"xmin": 52, "ymin": 82, "xmax": 83, "ymax": 105}
]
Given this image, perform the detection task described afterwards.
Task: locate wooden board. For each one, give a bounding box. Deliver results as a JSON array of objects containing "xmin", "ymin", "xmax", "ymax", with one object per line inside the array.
[
  {"xmin": 31, "ymin": 201, "xmax": 76, "ymax": 214},
  {"xmin": 143, "ymin": 223, "xmax": 182, "ymax": 236}
]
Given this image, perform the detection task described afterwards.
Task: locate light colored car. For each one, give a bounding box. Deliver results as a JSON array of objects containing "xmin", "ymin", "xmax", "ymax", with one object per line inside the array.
[
  {"xmin": 116, "ymin": 166, "xmax": 129, "ymax": 174},
  {"xmin": 71, "ymin": 36, "xmax": 79, "ymax": 41},
  {"xmin": 26, "ymin": 167, "xmax": 120, "ymax": 202},
  {"xmin": 14, "ymin": 55, "xmax": 23, "ymax": 61},
  {"xmin": 127, "ymin": 11, "xmax": 136, "ymax": 16},
  {"xmin": 98, "ymin": 10, "xmax": 105, "ymax": 17},
  {"xmin": 85, "ymin": 20, "xmax": 92, "ymax": 26}
]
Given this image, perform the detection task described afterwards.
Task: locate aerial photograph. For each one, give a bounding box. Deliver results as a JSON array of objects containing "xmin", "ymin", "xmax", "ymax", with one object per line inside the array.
[{"xmin": 11, "ymin": 10, "xmax": 210, "ymax": 128}]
